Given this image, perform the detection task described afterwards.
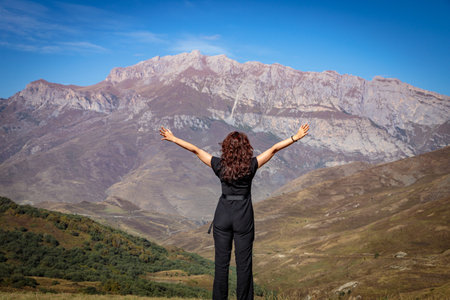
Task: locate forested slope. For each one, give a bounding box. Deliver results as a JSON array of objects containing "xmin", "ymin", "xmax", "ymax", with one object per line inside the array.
[{"xmin": 0, "ymin": 197, "xmax": 213, "ymax": 297}]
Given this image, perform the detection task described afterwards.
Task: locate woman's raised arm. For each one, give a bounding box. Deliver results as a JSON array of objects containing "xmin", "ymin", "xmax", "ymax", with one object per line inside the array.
[
  {"xmin": 256, "ymin": 123, "xmax": 309, "ymax": 168},
  {"xmin": 159, "ymin": 126, "xmax": 212, "ymax": 167}
]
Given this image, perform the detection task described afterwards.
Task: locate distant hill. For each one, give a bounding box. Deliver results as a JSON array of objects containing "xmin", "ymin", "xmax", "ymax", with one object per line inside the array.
[
  {"xmin": 0, "ymin": 196, "xmax": 215, "ymax": 297},
  {"xmin": 35, "ymin": 196, "xmax": 201, "ymax": 243},
  {"xmin": 164, "ymin": 146, "xmax": 450, "ymax": 299}
]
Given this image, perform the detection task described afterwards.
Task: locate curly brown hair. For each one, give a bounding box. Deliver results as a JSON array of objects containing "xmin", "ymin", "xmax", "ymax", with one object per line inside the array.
[{"xmin": 220, "ymin": 131, "xmax": 254, "ymax": 182}]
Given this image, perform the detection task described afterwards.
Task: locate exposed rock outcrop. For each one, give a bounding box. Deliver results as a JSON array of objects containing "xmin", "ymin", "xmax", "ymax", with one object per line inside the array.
[{"xmin": 0, "ymin": 51, "xmax": 449, "ymax": 219}]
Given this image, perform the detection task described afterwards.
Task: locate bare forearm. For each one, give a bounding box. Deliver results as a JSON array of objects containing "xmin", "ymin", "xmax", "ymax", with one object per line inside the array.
[
  {"xmin": 257, "ymin": 123, "xmax": 309, "ymax": 168},
  {"xmin": 271, "ymin": 125, "xmax": 308, "ymax": 154},
  {"xmin": 170, "ymin": 136, "xmax": 212, "ymax": 167},
  {"xmin": 160, "ymin": 126, "xmax": 211, "ymax": 166},
  {"xmin": 172, "ymin": 137, "xmax": 199, "ymax": 154},
  {"xmin": 271, "ymin": 136, "xmax": 296, "ymax": 153},
  {"xmin": 257, "ymin": 137, "xmax": 295, "ymax": 167}
]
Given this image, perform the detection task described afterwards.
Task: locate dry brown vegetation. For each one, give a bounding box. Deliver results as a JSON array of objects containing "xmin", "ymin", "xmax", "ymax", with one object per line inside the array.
[
  {"xmin": 164, "ymin": 146, "xmax": 450, "ymax": 299},
  {"xmin": 144, "ymin": 270, "xmax": 213, "ymax": 291}
]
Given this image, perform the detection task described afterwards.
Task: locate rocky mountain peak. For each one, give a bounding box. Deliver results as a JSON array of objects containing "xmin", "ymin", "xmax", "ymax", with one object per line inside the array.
[
  {"xmin": 13, "ymin": 77, "xmax": 123, "ymax": 113},
  {"xmin": 105, "ymin": 50, "xmax": 239, "ymax": 84},
  {"xmin": 21, "ymin": 79, "xmax": 70, "ymax": 94},
  {"xmin": 1, "ymin": 51, "xmax": 448, "ymax": 220}
]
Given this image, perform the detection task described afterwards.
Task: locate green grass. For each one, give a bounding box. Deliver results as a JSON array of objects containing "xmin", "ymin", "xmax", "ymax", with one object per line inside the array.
[
  {"xmin": 0, "ymin": 292, "xmax": 205, "ymax": 300},
  {"xmin": 0, "ymin": 197, "xmax": 214, "ymax": 298}
]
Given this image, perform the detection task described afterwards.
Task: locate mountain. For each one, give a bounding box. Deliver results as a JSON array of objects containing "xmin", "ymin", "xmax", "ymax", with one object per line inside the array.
[
  {"xmin": 0, "ymin": 50, "xmax": 449, "ymax": 221},
  {"xmin": 164, "ymin": 146, "xmax": 450, "ymax": 299}
]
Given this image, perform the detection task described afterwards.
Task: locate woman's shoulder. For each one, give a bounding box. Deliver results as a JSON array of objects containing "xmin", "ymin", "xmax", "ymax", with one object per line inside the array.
[
  {"xmin": 251, "ymin": 156, "xmax": 258, "ymax": 173},
  {"xmin": 211, "ymin": 156, "xmax": 222, "ymax": 175}
]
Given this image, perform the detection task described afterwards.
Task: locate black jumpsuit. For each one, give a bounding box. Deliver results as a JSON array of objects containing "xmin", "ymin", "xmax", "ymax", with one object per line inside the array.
[{"xmin": 210, "ymin": 156, "xmax": 258, "ymax": 300}]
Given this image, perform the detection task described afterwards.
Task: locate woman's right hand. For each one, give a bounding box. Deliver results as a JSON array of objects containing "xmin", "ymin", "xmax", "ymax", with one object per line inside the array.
[
  {"xmin": 293, "ymin": 123, "xmax": 310, "ymax": 141},
  {"xmin": 160, "ymin": 126, "xmax": 176, "ymax": 142}
]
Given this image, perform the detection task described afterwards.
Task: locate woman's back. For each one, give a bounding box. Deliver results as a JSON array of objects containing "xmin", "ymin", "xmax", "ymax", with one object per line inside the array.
[{"xmin": 211, "ymin": 156, "xmax": 258, "ymax": 198}]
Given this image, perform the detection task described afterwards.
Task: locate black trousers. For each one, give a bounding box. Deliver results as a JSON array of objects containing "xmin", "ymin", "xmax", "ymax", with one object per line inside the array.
[{"xmin": 212, "ymin": 197, "xmax": 254, "ymax": 300}]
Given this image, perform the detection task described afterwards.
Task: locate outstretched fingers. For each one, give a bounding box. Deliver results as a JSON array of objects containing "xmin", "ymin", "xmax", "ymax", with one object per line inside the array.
[
  {"xmin": 302, "ymin": 123, "xmax": 310, "ymax": 134},
  {"xmin": 297, "ymin": 123, "xmax": 309, "ymax": 139},
  {"xmin": 159, "ymin": 126, "xmax": 169, "ymax": 140},
  {"xmin": 160, "ymin": 126, "xmax": 174, "ymax": 141}
]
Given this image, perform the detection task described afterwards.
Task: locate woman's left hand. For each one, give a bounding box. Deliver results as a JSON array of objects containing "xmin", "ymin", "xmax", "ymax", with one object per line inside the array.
[
  {"xmin": 160, "ymin": 126, "xmax": 175, "ymax": 142},
  {"xmin": 294, "ymin": 123, "xmax": 309, "ymax": 141}
]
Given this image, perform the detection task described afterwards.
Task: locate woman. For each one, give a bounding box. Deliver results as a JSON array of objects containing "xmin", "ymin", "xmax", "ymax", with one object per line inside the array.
[{"xmin": 159, "ymin": 123, "xmax": 309, "ymax": 300}]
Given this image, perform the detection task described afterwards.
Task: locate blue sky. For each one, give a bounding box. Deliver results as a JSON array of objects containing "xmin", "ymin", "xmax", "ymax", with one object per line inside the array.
[{"xmin": 1, "ymin": 0, "xmax": 449, "ymax": 98}]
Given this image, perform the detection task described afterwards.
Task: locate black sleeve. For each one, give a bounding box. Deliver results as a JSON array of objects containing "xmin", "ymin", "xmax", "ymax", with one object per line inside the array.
[
  {"xmin": 250, "ymin": 157, "xmax": 258, "ymax": 177},
  {"xmin": 211, "ymin": 156, "xmax": 222, "ymax": 178}
]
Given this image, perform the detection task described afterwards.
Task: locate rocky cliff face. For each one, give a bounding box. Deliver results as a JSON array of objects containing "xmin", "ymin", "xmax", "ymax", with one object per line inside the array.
[
  {"xmin": 105, "ymin": 50, "xmax": 448, "ymax": 155},
  {"xmin": 1, "ymin": 51, "xmax": 449, "ymax": 220}
]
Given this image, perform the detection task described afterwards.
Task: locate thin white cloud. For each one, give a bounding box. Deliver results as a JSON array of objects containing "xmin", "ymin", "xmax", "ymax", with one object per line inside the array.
[
  {"xmin": 201, "ymin": 34, "xmax": 221, "ymax": 41},
  {"xmin": 0, "ymin": 0, "xmax": 48, "ymax": 17},
  {"xmin": 0, "ymin": 41, "xmax": 65, "ymax": 53},
  {"xmin": 0, "ymin": 41, "xmax": 41, "ymax": 52},
  {"xmin": 54, "ymin": 1, "xmax": 123, "ymax": 30},
  {"xmin": 55, "ymin": 1, "xmax": 109, "ymax": 17},
  {"xmin": 119, "ymin": 31, "xmax": 166, "ymax": 44},
  {"xmin": 40, "ymin": 45, "xmax": 62, "ymax": 54},
  {"xmin": 0, "ymin": 0, "xmax": 116, "ymax": 55},
  {"xmin": 0, "ymin": 4, "xmax": 75, "ymax": 39},
  {"xmin": 59, "ymin": 41, "xmax": 108, "ymax": 53},
  {"xmin": 0, "ymin": 1, "xmax": 236, "ymax": 59},
  {"xmin": 0, "ymin": 40, "xmax": 107, "ymax": 54},
  {"xmin": 171, "ymin": 35, "xmax": 232, "ymax": 57}
]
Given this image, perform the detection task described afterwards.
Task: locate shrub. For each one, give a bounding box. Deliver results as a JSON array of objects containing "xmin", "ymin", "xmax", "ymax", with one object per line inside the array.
[
  {"xmin": 83, "ymin": 286, "xmax": 101, "ymax": 294},
  {"xmin": 9, "ymin": 274, "xmax": 38, "ymax": 288}
]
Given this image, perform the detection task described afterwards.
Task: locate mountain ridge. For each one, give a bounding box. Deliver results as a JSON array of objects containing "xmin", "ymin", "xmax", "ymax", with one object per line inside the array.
[{"xmin": 0, "ymin": 51, "xmax": 448, "ymax": 220}]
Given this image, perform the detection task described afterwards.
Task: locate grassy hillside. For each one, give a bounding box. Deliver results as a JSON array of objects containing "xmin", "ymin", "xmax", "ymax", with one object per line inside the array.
[
  {"xmin": 0, "ymin": 197, "xmax": 215, "ymax": 298},
  {"xmin": 35, "ymin": 196, "xmax": 200, "ymax": 243},
  {"xmin": 165, "ymin": 146, "xmax": 450, "ymax": 299}
]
